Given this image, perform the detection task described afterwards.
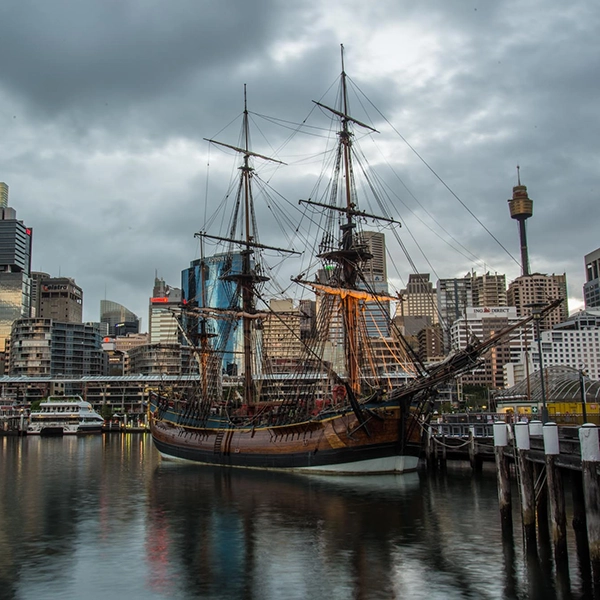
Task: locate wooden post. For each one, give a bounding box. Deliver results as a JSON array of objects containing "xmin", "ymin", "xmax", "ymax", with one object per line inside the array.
[
  {"xmin": 426, "ymin": 425, "xmax": 435, "ymax": 470},
  {"xmin": 543, "ymin": 422, "xmax": 570, "ymax": 584},
  {"xmin": 494, "ymin": 421, "xmax": 512, "ymax": 536},
  {"xmin": 440, "ymin": 432, "xmax": 447, "ymax": 470},
  {"xmin": 468, "ymin": 426, "xmax": 476, "ymax": 471},
  {"xmin": 515, "ymin": 421, "xmax": 537, "ymax": 555},
  {"xmin": 530, "ymin": 420, "xmax": 549, "ymax": 545},
  {"xmin": 572, "ymin": 469, "xmax": 593, "ymax": 597},
  {"xmin": 580, "ymin": 423, "xmax": 600, "ymax": 593}
]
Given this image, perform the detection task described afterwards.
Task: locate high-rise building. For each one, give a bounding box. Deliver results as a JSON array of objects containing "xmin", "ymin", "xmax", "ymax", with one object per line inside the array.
[
  {"xmin": 437, "ymin": 277, "xmax": 473, "ymax": 328},
  {"xmin": 182, "ymin": 252, "xmax": 244, "ymax": 376},
  {"xmin": 262, "ymin": 298, "xmax": 303, "ymax": 363},
  {"xmin": 400, "ymin": 273, "xmax": 438, "ymax": 326},
  {"xmin": 358, "ymin": 231, "xmax": 391, "ymax": 337},
  {"xmin": 30, "ymin": 271, "xmax": 50, "ymax": 317},
  {"xmin": 437, "ymin": 272, "xmax": 507, "ymax": 353},
  {"xmin": 149, "ymin": 276, "xmax": 182, "ymax": 344},
  {"xmin": 100, "ymin": 300, "xmax": 140, "ymax": 336},
  {"xmin": 584, "ymin": 248, "xmax": 600, "ymax": 309},
  {"xmin": 417, "ymin": 324, "xmax": 444, "ymax": 363},
  {"xmin": 471, "ymin": 272, "xmax": 507, "ymax": 307},
  {"xmin": 535, "ymin": 309, "xmax": 600, "ymax": 380},
  {"xmin": 507, "ymin": 273, "xmax": 568, "ymax": 331},
  {"xmin": 451, "ymin": 307, "xmax": 531, "ymax": 389},
  {"xmin": 8, "ymin": 318, "xmax": 106, "ymax": 376},
  {"xmin": 38, "ymin": 276, "xmax": 83, "ymax": 323},
  {"xmin": 0, "ymin": 183, "xmax": 32, "ymax": 355}
]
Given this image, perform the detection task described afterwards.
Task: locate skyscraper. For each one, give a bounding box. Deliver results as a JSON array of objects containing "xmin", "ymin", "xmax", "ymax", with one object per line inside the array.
[
  {"xmin": 358, "ymin": 231, "xmax": 391, "ymax": 337},
  {"xmin": 38, "ymin": 276, "xmax": 83, "ymax": 323},
  {"xmin": 0, "ymin": 182, "xmax": 33, "ymax": 355},
  {"xmin": 100, "ymin": 300, "xmax": 140, "ymax": 336},
  {"xmin": 507, "ymin": 273, "xmax": 568, "ymax": 330},
  {"xmin": 182, "ymin": 252, "xmax": 244, "ymax": 375},
  {"xmin": 149, "ymin": 276, "xmax": 182, "ymax": 344},
  {"xmin": 584, "ymin": 248, "xmax": 600, "ymax": 308},
  {"xmin": 400, "ymin": 274, "xmax": 438, "ymax": 327}
]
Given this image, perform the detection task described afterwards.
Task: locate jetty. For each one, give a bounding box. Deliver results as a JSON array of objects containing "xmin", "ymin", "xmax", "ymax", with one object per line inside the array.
[{"xmin": 427, "ymin": 412, "xmax": 600, "ymax": 597}]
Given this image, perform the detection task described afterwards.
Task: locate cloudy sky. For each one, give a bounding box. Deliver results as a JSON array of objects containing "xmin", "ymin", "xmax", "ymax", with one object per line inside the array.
[{"xmin": 1, "ymin": 0, "xmax": 597, "ymax": 328}]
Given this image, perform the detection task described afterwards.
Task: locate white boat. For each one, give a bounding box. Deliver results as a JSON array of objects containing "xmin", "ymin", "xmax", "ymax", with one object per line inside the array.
[{"xmin": 27, "ymin": 396, "xmax": 104, "ymax": 436}]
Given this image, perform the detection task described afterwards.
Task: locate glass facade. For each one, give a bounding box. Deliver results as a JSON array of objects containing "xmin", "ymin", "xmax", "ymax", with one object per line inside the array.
[
  {"xmin": 0, "ymin": 272, "xmax": 30, "ymax": 351},
  {"xmin": 100, "ymin": 300, "xmax": 140, "ymax": 336},
  {"xmin": 182, "ymin": 252, "xmax": 244, "ymax": 375}
]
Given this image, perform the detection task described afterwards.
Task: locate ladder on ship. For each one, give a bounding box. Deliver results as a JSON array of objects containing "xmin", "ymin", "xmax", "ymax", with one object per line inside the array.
[{"xmin": 213, "ymin": 429, "xmax": 225, "ymax": 454}]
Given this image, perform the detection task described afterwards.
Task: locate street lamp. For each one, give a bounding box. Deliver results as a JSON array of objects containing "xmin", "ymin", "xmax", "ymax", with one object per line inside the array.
[
  {"xmin": 579, "ymin": 366, "xmax": 588, "ymax": 424},
  {"xmin": 529, "ymin": 303, "xmax": 548, "ymax": 424}
]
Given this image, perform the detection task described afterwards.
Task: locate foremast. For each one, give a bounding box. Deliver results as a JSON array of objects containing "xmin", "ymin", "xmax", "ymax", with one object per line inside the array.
[{"xmin": 196, "ymin": 86, "xmax": 296, "ymax": 407}]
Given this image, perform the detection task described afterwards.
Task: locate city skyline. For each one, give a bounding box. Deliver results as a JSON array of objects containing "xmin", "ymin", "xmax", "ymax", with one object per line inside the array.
[{"xmin": 0, "ymin": 2, "xmax": 596, "ymax": 324}]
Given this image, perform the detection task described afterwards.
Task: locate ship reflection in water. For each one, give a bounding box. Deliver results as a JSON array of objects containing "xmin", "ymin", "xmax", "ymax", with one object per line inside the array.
[{"xmin": 0, "ymin": 435, "xmax": 584, "ymax": 599}]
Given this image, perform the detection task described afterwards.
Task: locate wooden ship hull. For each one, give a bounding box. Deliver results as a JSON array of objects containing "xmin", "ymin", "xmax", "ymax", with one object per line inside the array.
[{"xmin": 149, "ymin": 402, "xmax": 421, "ymax": 474}]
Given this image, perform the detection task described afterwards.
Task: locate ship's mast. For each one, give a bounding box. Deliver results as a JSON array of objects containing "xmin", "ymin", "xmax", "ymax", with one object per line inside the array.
[
  {"xmin": 197, "ymin": 87, "xmax": 295, "ymax": 407},
  {"xmin": 312, "ymin": 45, "xmax": 381, "ymax": 395}
]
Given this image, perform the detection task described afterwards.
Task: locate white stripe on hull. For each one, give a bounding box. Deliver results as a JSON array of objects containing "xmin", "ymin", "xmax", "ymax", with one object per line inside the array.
[{"xmin": 156, "ymin": 449, "xmax": 418, "ymax": 475}]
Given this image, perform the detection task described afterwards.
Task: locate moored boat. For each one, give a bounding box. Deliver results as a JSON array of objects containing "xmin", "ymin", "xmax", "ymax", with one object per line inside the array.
[
  {"xmin": 27, "ymin": 396, "xmax": 104, "ymax": 436},
  {"xmin": 149, "ymin": 47, "xmax": 561, "ymax": 474}
]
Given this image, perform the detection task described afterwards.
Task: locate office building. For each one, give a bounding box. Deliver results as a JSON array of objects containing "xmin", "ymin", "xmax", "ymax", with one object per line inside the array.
[
  {"xmin": 507, "ymin": 273, "xmax": 568, "ymax": 331},
  {"xmin": 30, "ymin": 271, "xmax": 50, "ymax": 317},
  {"xmin": 358, "ymin": 231, "xmax": 391, "ymax": 337},
  {"xmin": 400, "ymin": 274, "xmax": 438, "ymax": 325},
  {"xmin": 100, "ymin": 299, "xmax": 140, "ymax": 337},
  {"xmin": 127, "ymin": 343, "xmax": 193, "ymax": 376},
  {"xmin": 262, "ymin": 298, "xmax": 303, "ymax": 363},
  {"xmin": 149, "ymin": 277, "xmax": 182, "ymax": 344},
  {"xmin": 535, "ymin": 309, "xmax": 600, "ymax": 381},
  {"xmin": 0, "ymin": 183, "xmax": 32, "ymax": 355},
  {"xmin": 584, "ymin": 248, "xmax": 600, "ymax": 309},
  {"xmin": 182, "ymin": 252, "xmax": 244, "ymax": 376},
  {"xmin": 437, "ymin": 272, "xmax": 506, "ymax": 353},
  {"xmin": 450, "ymin": 307, "xmax": 533, "ymax": 389},
  {"xmin": 38, "ymin": 276, "xmax": 83, "ymax": 323}
]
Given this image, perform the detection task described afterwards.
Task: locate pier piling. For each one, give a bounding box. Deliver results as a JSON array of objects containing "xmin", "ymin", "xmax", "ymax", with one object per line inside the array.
[
  {"xmin": 543, "ymin": 422, "xmax": 569, "ymax": 583},
  {"xmin": 515, "ymin": 421, "xmax": 537, "ymax": 554},
  {"xmin": 494, "ymin": 421, "xmax": 512, "ymax": 536},
  {"xmin": 580, "ymin": 423, "xmax": 600, "ymax": 593}
]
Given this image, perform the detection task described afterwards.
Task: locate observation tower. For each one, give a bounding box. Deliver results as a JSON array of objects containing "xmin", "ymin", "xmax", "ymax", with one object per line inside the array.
[{"xmin": 508, "ymin": 166, "xmax": 534, "ymax": 276}]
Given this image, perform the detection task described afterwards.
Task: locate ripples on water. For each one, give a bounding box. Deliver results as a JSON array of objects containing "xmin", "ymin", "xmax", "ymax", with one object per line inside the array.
[{"xmin": 0, "ymin": 435, "xmax": 587, "ymax": 599}]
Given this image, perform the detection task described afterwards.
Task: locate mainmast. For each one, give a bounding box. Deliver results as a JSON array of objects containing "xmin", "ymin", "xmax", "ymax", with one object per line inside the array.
[{"xmin": 309, "ymin": 45, "xmax": 387, "ymax": 396}]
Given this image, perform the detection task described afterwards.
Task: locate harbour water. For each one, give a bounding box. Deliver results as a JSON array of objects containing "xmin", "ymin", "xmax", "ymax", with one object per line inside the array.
[{"xmin": 0, "ymin": 434, "xmax": 587, "ymax": 599}]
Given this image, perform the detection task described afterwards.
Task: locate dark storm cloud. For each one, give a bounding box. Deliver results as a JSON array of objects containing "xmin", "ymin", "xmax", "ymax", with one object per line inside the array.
[
  {"xmin": 0, "ymin": 0, "xmax": 279, "ymax": 115},
  {"xmin": 0, "ymin": 0, "xmax": 597, "ymax": 322}
]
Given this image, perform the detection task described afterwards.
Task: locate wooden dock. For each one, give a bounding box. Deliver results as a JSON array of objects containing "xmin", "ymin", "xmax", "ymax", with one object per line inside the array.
[{"xmin": 427, "ymin": 413, "xmax": 600, "ymax": 597}]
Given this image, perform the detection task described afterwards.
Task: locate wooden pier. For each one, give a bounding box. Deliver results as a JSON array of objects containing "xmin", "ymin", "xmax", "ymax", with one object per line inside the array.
[{"xmin": 427, "ymin": 413, "xmax": 600, "ymax": 598}]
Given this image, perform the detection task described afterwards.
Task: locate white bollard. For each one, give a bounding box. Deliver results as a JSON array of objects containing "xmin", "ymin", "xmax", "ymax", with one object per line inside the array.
[
  {"xmin": 529, "ymin": 420, "xmax": 543, "ymax": 437},
  {"xmin": 515, "ymin": 421, "xmax": 531, "ymax": 450},
  {"xmin": 580, "ymin": 423, "xmax": 600, "ymax": 463},
  {"xmin": 543, "ymin": 422, "xmax": 559, "ymax": 455},
  {"xmin": 494, "ymin": 421, "xmax": 508, "ymax": 447}
]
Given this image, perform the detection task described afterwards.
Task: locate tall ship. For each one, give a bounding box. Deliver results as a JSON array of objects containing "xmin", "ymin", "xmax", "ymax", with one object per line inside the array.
[{"xmin": 149, "ymin": 48, "xmax": 559, "ymax": 474}]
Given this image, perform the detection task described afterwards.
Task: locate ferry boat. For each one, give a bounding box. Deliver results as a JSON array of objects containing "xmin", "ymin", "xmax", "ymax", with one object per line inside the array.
[{"xmin": 27, "ymin": 396, "xmax": 104, "ymax": 436}]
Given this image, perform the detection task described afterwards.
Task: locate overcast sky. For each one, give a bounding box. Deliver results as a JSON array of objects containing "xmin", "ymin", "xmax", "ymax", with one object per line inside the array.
[{"xmin": 1, "ymin": 0, "xmax": 597, "ymax": 329}]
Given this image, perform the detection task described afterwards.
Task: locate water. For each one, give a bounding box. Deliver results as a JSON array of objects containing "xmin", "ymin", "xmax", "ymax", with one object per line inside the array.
[{"xmin": 0, "ymin": 434, "xmax": 588, "ymax": 599}]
